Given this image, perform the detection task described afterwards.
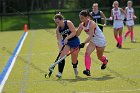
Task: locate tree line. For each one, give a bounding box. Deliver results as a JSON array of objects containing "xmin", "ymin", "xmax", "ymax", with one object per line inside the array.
[{"xmin": 0, "ymin": 0, "xmax": 140, "ymax": 13}]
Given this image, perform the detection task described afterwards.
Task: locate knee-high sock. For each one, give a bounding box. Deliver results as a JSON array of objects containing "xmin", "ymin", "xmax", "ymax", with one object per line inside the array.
[
  {"xmin": 58, "ymin": 59, "xmax": 65, "ymax": 73},
  {"xmin": 100, "ymin": 55, "xmax": 108, "ymax": 64},
  {"xmin": 119, "ymin": 36, "xmax": 122, "ymax": 46},
  {"xmin": 85, "ymin": 53, "xmax": 91, "ymax": 70},
  {"xmin": 124, "ymin": 30, "xmax": 131, "ymax": 37},
  {"xmin": 130, "ymin": 31, "xmax": 134, "ymax": 41},
  {"xmin": 114, "ymin": 36, "xmax": 119, "ymax": 43},
  {"xmin": 72, "ymin": 60, "xmax": 78, "ymax": 68}
]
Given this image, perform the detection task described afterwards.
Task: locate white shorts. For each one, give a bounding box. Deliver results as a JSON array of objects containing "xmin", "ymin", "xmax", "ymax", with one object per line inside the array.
[
  {"xmin": 91, "ymin": 37, "xmax": 106, "ymax": 47},
  {"xmin": 113, "ymin": 20, "xmax": 124, "ymax": 29},
  {"xmin": 126, "ymin": 20, "xmax": 134, "ymax": 26}
]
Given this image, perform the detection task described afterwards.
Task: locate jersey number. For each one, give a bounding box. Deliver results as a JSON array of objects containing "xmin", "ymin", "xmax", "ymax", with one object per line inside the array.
[{"xmin": 115, "ymin": 15, "xmax": 118, "ymax": 20}]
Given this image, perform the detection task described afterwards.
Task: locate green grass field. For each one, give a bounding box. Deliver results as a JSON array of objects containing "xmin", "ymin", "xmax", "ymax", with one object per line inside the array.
[{"xmin": 0, "ymin": 25, "xmax": 140, "ymax": 93}]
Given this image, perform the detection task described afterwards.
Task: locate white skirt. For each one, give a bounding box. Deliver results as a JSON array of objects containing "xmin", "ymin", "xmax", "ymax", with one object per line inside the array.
[
  {"xmin": 113, "ymin": 20, "xmax": 124, "ymax": 29},
  {"xmin": 126, "ymin": 20, "xmax": 134, "ymax": 26},
  {"xmin": 91, "ymin": 37, "xmax": 106, "ymax": 47}
]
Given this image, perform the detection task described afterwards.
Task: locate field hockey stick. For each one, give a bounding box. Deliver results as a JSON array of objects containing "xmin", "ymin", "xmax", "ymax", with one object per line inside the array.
[
  {"xmin": 47, "ymin": 47, "xmax": 79, "ymax": 78},
  {"xmin": 97, "ymin": 23, "xmax": 104, "ymax": 27},
  {"xmin": 45, "ymin": 45, "xmax": 65, "ymax": 78}
]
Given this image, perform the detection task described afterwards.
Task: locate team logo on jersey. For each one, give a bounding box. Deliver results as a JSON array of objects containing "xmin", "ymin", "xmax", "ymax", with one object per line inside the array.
[
  {"xmin": 93, "ymin": 15, "xmax": 101, "ymax": 19},
  {"xmin": 61, "ymin": 29, "xmax": 70, "ymax": 36}
]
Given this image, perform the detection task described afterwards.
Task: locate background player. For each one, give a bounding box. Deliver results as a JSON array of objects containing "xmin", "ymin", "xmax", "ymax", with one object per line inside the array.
[
  {"xmin": 76, "ymin": 10, "xmax": 108, "ymax": 76},
  {"xmin": 90, "ymin": 3, "xmax": 106, "ymax": 32},
  {"xmin": 124, "ymin": 0, "xmax": 137, "ymax": 42},
  {"xmin": 110, "ymin": 1, "xmax": 126, "ymax": 48}
]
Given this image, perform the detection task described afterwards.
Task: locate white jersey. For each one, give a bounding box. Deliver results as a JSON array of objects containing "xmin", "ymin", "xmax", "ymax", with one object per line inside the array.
[
  {"xmin": 126, "ymin": 7, "xmax": 134, "ymax": 20},
  {"xmin": 126, "ymin": 7, "xmax": 134, "ymax": 26},
  {"xmin": 82, "ymin": 20, "xmax": 106, "ymax": 47},
  {"xmin": 112, "ymin": 8, "xmax": 124, "ymax": 28}
]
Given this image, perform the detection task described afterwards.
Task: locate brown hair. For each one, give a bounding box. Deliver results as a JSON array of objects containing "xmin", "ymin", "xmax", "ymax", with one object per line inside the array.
[
  {"xmin": 79, "ymin": 9, "xmax": 93, "ymax": 20},
  {"xmin": 54, "ymin": 12, "xmax": 64, "ymax": 20}
]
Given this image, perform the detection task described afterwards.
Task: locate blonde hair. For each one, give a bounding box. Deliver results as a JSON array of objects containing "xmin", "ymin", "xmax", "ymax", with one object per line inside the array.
[
  {"xmin": 127, "ymin": 0, "xmax": 133, "ymax": 5},
  {"xmin": 112, "ymin": 1, "xmax": 119, "ymax": 7}
]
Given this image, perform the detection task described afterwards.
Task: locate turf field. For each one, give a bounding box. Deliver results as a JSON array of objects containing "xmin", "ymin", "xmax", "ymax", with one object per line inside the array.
[{"xmin": 0, "ymin": 25, "xmax": 140, "ymax": 93}]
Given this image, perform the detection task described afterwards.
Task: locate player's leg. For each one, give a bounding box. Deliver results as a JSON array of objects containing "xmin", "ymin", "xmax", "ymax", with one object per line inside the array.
[
  {"xmin": 96, "ymin": 46, "xmax": 108, "ymax": 69},
  {"xmin": 83, "ymin": 42, "xmax": 96, "ymax": 76},
  {"xmin": 56, "ymin": 45, "xmax": 70, "ymax": 78},
  {"xmin": 130, "ymin": 26, "xmax": 135, "ymax": 42},
  {"xmin": 118, "ymin": 27, "xmax": 123, "ymax": 48},
  {"xmin": 114, "ymin": 28, "xmax": 119, "ymax": 47},
  {"xmin": 124, "ymin": 25, "xmax": 131, "ymax": 40},
  {"xmin": 70, "ymin": 48, "xmax": 79, "ymax": 76}
]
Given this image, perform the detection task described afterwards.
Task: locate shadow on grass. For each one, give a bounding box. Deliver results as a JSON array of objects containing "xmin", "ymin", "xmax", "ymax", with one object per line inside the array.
[
  {"xmin": 61, "ymin": 74, "xmax": 115, "ymax": 82},
  {"xmin": 120, "ymin": 47, "xmax": 132, "ymax": 50}
]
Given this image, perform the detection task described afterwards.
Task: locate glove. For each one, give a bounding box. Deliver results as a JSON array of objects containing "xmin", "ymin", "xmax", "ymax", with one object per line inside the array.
[
  {"xmin": 123, "ymin": 18, "xmax": 127, "ymax": 21},
  {"xmin": 79, "ymin": 43, "xmax": 85, "ymax": 48}
]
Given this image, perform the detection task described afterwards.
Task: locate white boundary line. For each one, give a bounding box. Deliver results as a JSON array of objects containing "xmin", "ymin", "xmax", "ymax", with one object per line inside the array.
[{"xmin": 0, "ymin": 32, "xmax": 28, "ymax": 93}]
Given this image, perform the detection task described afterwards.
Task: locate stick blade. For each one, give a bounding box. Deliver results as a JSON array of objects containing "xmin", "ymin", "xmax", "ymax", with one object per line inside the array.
[{"xmin": 48, "ymin": 71, "xmax": 53, "ymax": 78}]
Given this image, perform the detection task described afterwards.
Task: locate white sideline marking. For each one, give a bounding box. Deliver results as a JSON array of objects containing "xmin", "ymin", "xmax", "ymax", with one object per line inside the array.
[{"xmin": 0, "ymin": 32, "xmax": 28, "ymax": 93}]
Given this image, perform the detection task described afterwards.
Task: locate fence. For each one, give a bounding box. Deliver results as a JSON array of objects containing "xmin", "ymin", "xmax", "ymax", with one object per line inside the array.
[{"xmin": 0, "ymin": 7, "xmax": 140, "ymax": 31}]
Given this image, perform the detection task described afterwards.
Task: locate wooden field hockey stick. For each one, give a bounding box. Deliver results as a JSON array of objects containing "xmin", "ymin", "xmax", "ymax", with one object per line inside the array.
[{"xmin": 45, "ymin": 45, "xmax": 65, "ymax": 78}]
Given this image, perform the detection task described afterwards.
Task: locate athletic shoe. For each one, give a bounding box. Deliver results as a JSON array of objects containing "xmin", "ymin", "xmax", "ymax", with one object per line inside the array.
[
  {"xmin": 101, "ymin": 59, "xmax": 108, "ymax": 70},
  {"xmin": 83, "ymin": 70, "xmax": 91, "ymax": 76},
  {"xmin": 116, "ymin": 42, "xmax": 119, "ymax": 47},
  {"xmin": 74, "ymin": 68, "xmax": 78, "ymax": 77},
  {"xmin": 118, "ymin": 45, "xmax": 122, "ymax": 49},
  {"xmin": 131, "ymin": 39, "xmax": 136, "ymax": 43},
  {"xmin": 56, "ymin": 72, "xmax": 62, "ymax": 78}
]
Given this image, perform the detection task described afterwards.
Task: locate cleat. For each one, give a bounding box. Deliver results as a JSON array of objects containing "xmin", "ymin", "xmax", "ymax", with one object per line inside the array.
[
  {"xmin": 56, "ymin": 72, "xmax": 62, "ymax": 78},
  {"xmin": 74, "ymin": 68, "xmax": 78, "ymax": 77},
  {"xmin": 118, "ymin": 45, "xmax": 122, "ymax": 49},
  {"xmin": 101, "ymin": 59, "xmax": 108, "ymax": 70},
  {"xmin": 83, "ymin": 70, "xmax": 91, "ymax": 76},
  {"xmin": 116, "ymin": 42, "xmax": 119, "ymax": 47},
  {"xmin": 131, "ymin": 39, "xmax": 136, "ymax": 43}
]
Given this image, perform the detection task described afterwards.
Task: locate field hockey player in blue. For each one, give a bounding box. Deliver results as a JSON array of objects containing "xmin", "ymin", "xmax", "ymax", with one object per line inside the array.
[
  {"xmin": 90, "ymin": 3, "xmax": 106, "ymax": 32},
  {"xmin": 54, "ymin": 13, "xmax": 80, "ymax": 78}
]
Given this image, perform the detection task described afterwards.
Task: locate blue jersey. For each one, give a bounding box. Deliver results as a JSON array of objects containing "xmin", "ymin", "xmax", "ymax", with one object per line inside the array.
[
  {"xmin": 91, "ymin": 11, "xmax": 102, "ymax": 24},
  {"xmin": 58, "ymin": 20, "xmax": 80, "ymax": 48},
  {"xmin": 59, "ymin": 20, "xmax": 77, "ymax": 40},
  {"xmin": 91, "ymin": 11, "xmax": 103, "ymax": 31}
]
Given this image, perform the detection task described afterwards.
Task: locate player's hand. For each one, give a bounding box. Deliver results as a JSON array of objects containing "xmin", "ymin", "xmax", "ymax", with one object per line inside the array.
[
  {"xmin": 79, "ymin": 43, "xmax": 85, "ymax": 48},
  {"xmin": 109, "ymin": 17, "xmax": 113, "ymax": 20},
  {"xmin": 79, "ymin": 23, "xmax": 83, "ymax": 29},
  {"xmin": 103, "ymin": 24, "xmax": 106, "ymax": 27},
  {"xmin": 133, "ymin": 16, "xmax": 137, "ymax": 19},
  {"xmin": 123, "ymin": 18, "xmax": 127, "ymax": 21},
  {"xmin": 64, "ymin": 38, "xmax": 68, "ymax": 45}
]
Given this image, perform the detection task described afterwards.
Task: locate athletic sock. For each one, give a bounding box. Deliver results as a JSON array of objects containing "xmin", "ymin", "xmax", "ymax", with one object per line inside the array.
[
  {"xmin": 130, "ymin": 31, "xmax": 134, "ymax": 41},
  {"xmin": 72, "ymin": 60, "xmax": 78, "ymax": 68},
  {"xmin": 85, "ymin": 53, "xmax": 91, "ymax": 70},
  {"xmin": 124, "ymin": 30, "xmax": 131, "ymax": 37},
  {"xmin": 58, "ymin": 59, "xmax": 65, "ymax": 73},
  {"xmin": 100, "ymin": 55, "xmax": 108, "ymax": 64},
  {"xmin": 114, "ymin": 36, "xmax": 119, "ymax": 43},
  {"xmin": 119, "ymin": 36, "xmax": 122, "ymax": 46}
]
